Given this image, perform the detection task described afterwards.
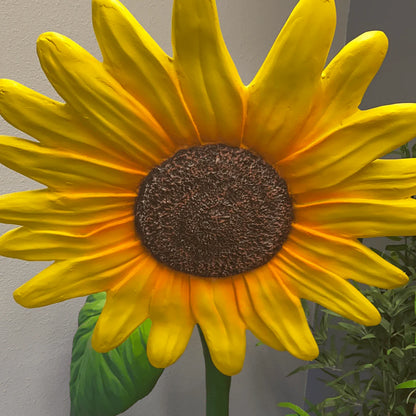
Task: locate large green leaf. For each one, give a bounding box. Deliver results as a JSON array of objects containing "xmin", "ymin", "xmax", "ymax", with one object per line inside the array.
[{"xmin": 70, "ymin": 292, "xmax": 163, "ymax": 416}]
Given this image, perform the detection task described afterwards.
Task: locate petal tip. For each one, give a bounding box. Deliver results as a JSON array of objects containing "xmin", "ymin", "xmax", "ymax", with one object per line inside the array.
[
  {"xmin": 147, "ymin": 349, "xmax": 172, "ymax": 369},
  {"xmin": 91, "ymin": 329, "xmax": 116, "ymax": 353},
  {"xmin": 385, "ymin": 271, "xmax": 409, "ymax": 289},
  {"xmin": 146, "ymin": 332, "xmax": 177, "ymax": 369},
  {"xmin": 292, "ymin": 341, "xmax": 319, "ymax": 362},
  {"xmin": 358, "ymin": 30, "xmax": 389, "ymax": 54},
  {"xmin": 211, "ymin": 355, "xmax": 244, "ymax": 376},
  {"xmin": 92, "ymin": 0, "xmax": 116, "ymax": 11},
  {"xmin": 13, "ymin": 286, "xmax": 32, "ymax": 308},
  {"xmin": 36, "ymin": 32, "xmax": 68, "ymax": 56},
  {"xmin": 366, "ymin": 30, "xmax": 388, "ymax": 43},
  {"xmin": 37, "ymin": 31, "xmax": 58, "ymax": 45},
  {"xmin": 363, "ymin": 308, "xmax": 382, "ymax": 327}
]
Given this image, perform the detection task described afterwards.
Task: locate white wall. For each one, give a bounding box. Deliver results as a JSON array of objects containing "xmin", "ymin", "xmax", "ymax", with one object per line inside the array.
[{"xmin": 0, "ymin": 1, "xmax": 349, "ymax": 415}]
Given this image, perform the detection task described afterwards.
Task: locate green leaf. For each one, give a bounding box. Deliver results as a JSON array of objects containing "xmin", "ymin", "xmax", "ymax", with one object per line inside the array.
[
  {"xmin": 395, "ymin": 405, "xmax": 408, "ymax": 416},
  {"xmin": 385, "ymin": 244, "xmax": 408, "ymax": 252},
  {"xmin": 360, "ymin": 334, "xmax": 376, "ymax": 340},
  {"xmin": 400, "ymin": 143, "xmax": 411, "ymax": 158},
  {"xmin": 386, "ymin": 347, "xmax": 405, "ymax": 358},
  {"xmin": 396, "ymin": 380, "xmax": 416, "ymax": 389},
  {"xmin": 386, "ymin": 236, "xmax": 403, "ymax": 241},
  {"xmin": 70, "ymin": 292, "xmax": 164, "ymax": 416},
  {"xmin": 277, "ymin": 402, "xmax": 311, "ymax": 416},
  {"xmin": 411, "ymin": 141, "xmax": 416, "ymax": 158}
]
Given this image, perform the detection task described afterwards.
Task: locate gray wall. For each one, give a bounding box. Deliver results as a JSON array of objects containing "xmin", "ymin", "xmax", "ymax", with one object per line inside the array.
[
  {"xmin": 348, "ymin": 0, "xmax": 416, "ymax": 108},
  {"xmin": 0, "ymin": 1, "xmax": 349, "ymax": 415}
]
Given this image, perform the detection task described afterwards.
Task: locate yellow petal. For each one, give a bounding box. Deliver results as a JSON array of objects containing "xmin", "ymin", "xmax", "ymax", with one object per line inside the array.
[
  {"xmin": 0, "ymin": 136, "xmax": 143, "ymax": 191},
  {"xmin": 243, "ymin": 0, "xmax": 336, "ymax": 163},
  {"xmin": 92, "ymin": 253, "xmax": 159, "ymax": 352},
  {"xmin": 332, "ymin": 158, "xmax": 416, "ymax": 200},
  {"xmin": 190, "ymin": 277, "xmax": 246, "ymax": 376},
  {"xmin": 296, "ymin": 158, "xmax": 416, "ymax": 204},
  {"xmin": 295, "ymin": 197, "xmax": 416, "ymax": 238},
  {"xmin": 92, "ymin": 0, "xmax": 200, "ymax": 148},
  {"xmin": 285, "ymin": 223, "xmax": 408, "ymax": 289},
  {"xmin": 244, "ymin": 265, "xmax": 318, "ymax": 361},
  {"xmin": 274, "ymin": 249, "xmax": 381, "ymax": 326},
  {"xmin": 14, "ymin": 241, "xmax": 143, "ymax": 308},
  {"xmin": 147, "ymin": 270, "xmax": 194, "ymax": 368},
  {"xmin": 0, "ymin": 217, "xmax": 136, "ymax": 261},
  {"xmin": 0, "ymin": 79, "xmax": 135, "ymax": 167},
  {"xmin": 0, "ymin": 189, "xmax": 134, "ymax": 229},
  {"xmin": 37, "ymin": 32, "xmax": 175, "ymax": 170},
  {"xmin": 172, "ymin": 0, "xmax": 245, "ymax": 145},
  {"xmin": 293, "ymin": 31, "xmax": 388, "ymax": 152},
  {"xmin": 279, "ymin": 104, "xmax": 416, "ymax": 193},
  {"xmin": 233, "ymin": 275, "xmax": 284, "ymax": 351}
]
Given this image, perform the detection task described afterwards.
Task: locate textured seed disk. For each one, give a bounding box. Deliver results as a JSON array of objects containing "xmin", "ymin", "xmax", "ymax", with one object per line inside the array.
[{"xmin": 135, "ymin": 144, "xmax": 293, "ymax": 278}]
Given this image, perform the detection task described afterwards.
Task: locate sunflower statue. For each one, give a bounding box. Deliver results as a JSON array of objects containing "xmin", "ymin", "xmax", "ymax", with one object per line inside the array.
[{"xmin": 1, "ymin": 0, "xmax": 416, "ymax": 414}]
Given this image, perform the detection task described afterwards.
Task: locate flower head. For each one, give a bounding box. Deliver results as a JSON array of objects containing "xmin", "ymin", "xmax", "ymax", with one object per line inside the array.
[{"xmin": 1, "ymin": 0, "xmax": 416, "ymax": 376}]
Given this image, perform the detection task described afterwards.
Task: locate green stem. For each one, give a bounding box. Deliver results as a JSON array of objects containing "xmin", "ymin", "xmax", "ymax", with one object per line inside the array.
[{"xmin": 198, "ymin": 325, "xmax": 231, "ymax": 416}]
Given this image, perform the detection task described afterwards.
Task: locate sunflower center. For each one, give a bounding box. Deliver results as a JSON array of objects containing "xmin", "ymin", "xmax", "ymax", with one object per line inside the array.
[{"xmin": 135, "ymin": 144, "xmax": 293, "ymax": 278}]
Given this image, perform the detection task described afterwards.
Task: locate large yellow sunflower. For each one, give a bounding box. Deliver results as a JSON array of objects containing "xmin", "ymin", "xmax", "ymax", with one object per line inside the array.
[{"xmin": 1, "ymin": 0, "xmax": 416, "ymax": 377}]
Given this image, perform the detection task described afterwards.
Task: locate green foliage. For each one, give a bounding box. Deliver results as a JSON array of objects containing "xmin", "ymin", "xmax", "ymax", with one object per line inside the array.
[
  {"xmin": 70, "ymin": 292, "xmax": 164, "ymax": 416},
  {"xmin": 279, "ymin": 144, "xmax": 416, "ymax": 416},
  {"xmin": 303, "ymin": 275, "xmax": 416, "ymax": 416}
]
